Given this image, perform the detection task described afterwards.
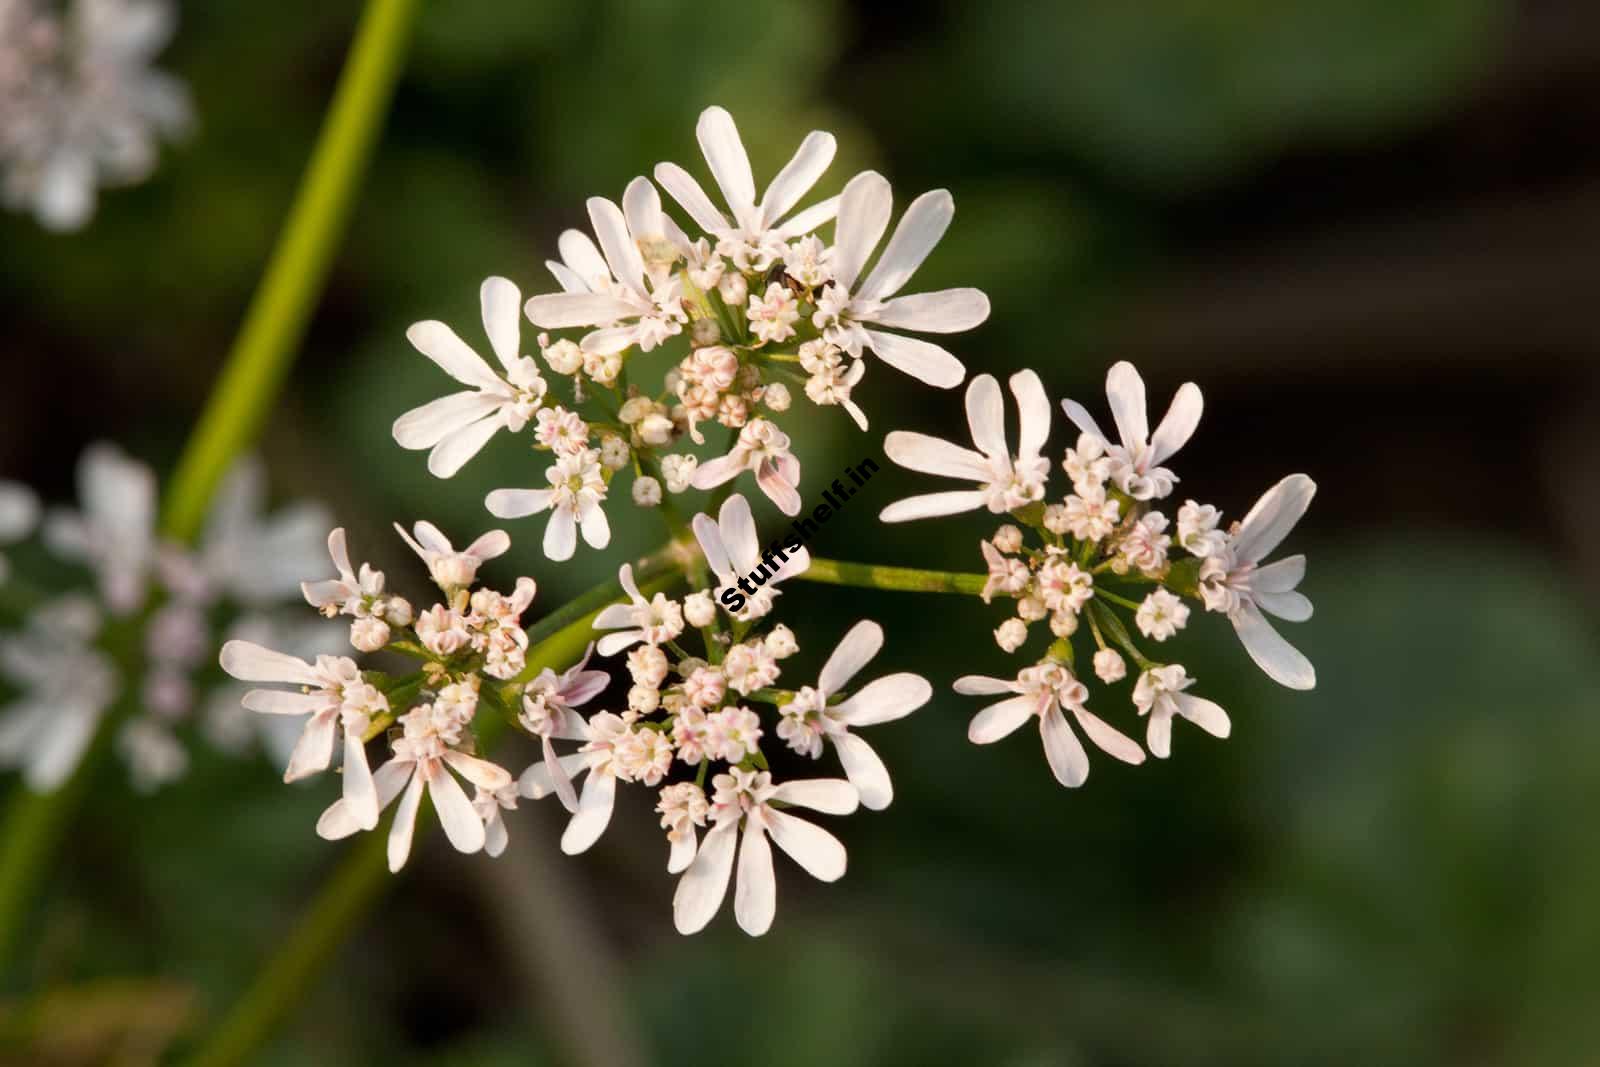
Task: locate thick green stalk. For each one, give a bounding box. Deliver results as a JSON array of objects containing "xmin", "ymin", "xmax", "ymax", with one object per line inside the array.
[
  {"xmin": 795, "ymin": 557, "xmax": 989, "ymax": 596},
  {"xmin": 178, "ymin": 571, "xmax": 677, "ymax": 1067},
  {"xmin": 160, "ymin": 0, "xmax": 420, "ymax": 542},
  {"xmin": 0, "ymin": 0, "xmax": 420, "ymax": 983}
]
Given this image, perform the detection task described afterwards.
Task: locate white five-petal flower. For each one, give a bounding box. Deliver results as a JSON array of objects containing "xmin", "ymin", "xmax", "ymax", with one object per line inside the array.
[
  {"xmin": 591, "ymin": 562, "xmax": 685, "ymax": 656},
  {"xmin": 778, "ymin": 620, "xmax": 931, "ymax": 809},
  {"xmin": 41, "ymin": 441, "xmax": 156, "ymax": 615},
  {"xmin": 809, "ymin": 170, "xmax": 989, "ymax": 389},
  {"xmin": 394, "ymin": 277, "xmax": 549, "ymax": 478},
  {"xmin": 1131, "ymin": 665, "xmax": 1230, "ymax": 759},
  {"xmin": 881, "ymin": 370, "xmax": 1052, "ymax": 522},
  {"xmin": 955, "ymin": 662, "xmax": 1145, "ymax": 787},
  {"xmin": 672, "ymin": 769, "xmax": 858, "ymax": 937},
  {"xmin": 1199, "ymin": 473, "xmax": 1317, "ymax": 690},
  {"xmin": 392, "ymin": 520, "xmax": 511, "ymax": 591},
  {"xmin": 1060, "ymin": 361, "xmax": 1202, "ymax": 501},
  {"xmin": 485, "ymin": 449, "xmax": 611, "ymax": 562},
  {"xmin": 690, "ymin": 417, "xmax": 802, "ymax": 516}
]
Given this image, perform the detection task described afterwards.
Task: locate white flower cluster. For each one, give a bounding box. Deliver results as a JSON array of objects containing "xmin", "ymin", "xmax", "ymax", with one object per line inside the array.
[
  {"xmin": 0, "ymin": 443, "xmax": 331, "ymax": 791},
  {"xmin": 0, "ymin": 0, "xmax": 191, "ymax": 231},
  {"xmin": 218, "ymin": 493, "xmax": 931, "ymax": 935},
  {"xmin": 393, "ymin": 105, "xmax": 989, "ymax": 557},
  {"xmin": 883, "ymin": 361, "xmax": 1316, "ymax": 785}
]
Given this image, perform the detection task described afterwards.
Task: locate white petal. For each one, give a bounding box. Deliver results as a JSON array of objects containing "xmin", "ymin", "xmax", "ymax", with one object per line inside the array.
[
  {"xmin": 832, "ymin": 731, "xmax": 894, "ymax": 810},
  {"xmin": 1232, "ymin": 602, "xmax": 1316, "ymax": 690},
  {"xmin": 517, "ymin": 752, "xmax": 590, "ymax": 799},
  {"xmin": 587, "ymin": 196, "xmax": 648, "ymax": 297},
  {"xmin": 560, "ymin": 769, "xmax": 616, "ymax": 854},
  {"xmin": 652, "ymin": 162, "xmax": 730, "ymax": 234},
  {"xmin": 819, "ymin": 619, "xmax": 882, "ymax": 694},
  {"xmin": 428, "ymin": 763, "xmax": 486, "ymax": 854},
  {"xmin": 485, "ymin": 488, "xmax": 554, "ymax": 520},
  {"xmin": 0, "ymin": 483, "xmax": 40, "ymax": 542},
  {"xmin": 1148, "ymin": 382, "xmax": 1202, "ymax": 466},
  {"xmin": 480, "ymin": 276, "xmax": 523, "ymax": 372},
  {"xmin": 579, "ymin": 326, "xmax": 640, "ymax": 355},
  {"xmin": 717, "ymin": 494, "xmax": 759, "ymax": 573},
  {"xmin": 867, "ymin": 288, "xmax": 990, "ymax": 333},
  {"xmin": 318, "ymin": 759, "xmax": 411, "ymax": 839},
  {"xmin": 1104, "ymin": 361, "xmax": 1149, "ymax": 449},
  {"xmin": 341, "ymin": 731, "xmax": 379, "ymax": 830},
  {"xmin": 673, "ymin": 822, "xmax": 736, "ymax": 934},
  {"xmin": 967, "ymin": 695, "xmax": 1037, "ymax": 744},
  {"xmin": 23, "ymin": 706, "xmax": 97, "ymax": 791},
  {"xmin": 759, "ymin": 130, "xmax": 835, "ymax": 228},
  {"xmin": 952, "ymin": 674, "xmax": 1016, "ymax": 696},
  {"xmin": 1039, "ymin": 707, "xmax": 1089, "ymax": 788},
  {"xmin": 1232, "ymin": 475, "xmax": 1317, "ymax": 566},
  {"xmin": 240, "ymin": 689, "xmax": 330, "ymax": 716},
  {"xmin": 464, "ymin": 529, "xmax": 511, "ymax": 561},
  {"xmin": 1072, "ymin": 707, "xmax": 1146, "ymax": 765},
  {"xmin": 963, "ymin": 374, "xmax": 1007, "ymax": 460},
  {"xmin": 405, "ymin": 320, "xmax": 502, "ymax": 391},
  {"xmin": 441, "ymin": 749, "xmax": 513, "ymax": 791},
  {"xmin": 770, "ymin": 778, "xmax": 859, "ymax": 815},
  {"xmin": 832, "ymin": 171, "xmax": 893, "ymax": 293},
  {"xmin": 427, "ymin": 412, "xmax": 504, "ymax": 479},
  {"xmin": 1175, "ymin": 694, "xmax": 1232, "ymax": 739},
  {"xmin": 765, "ymin": 809, "xmax": 848, "ymax": 881},
  {"xmin": 1252, "ymin": 555, "xmax": 1306, "ymax": 593},
  {"xmin": 219, "ymin": 640, "xmax": 320, "ymax": 686},
  {"xmin": 1256, "ymin": 589, "xmax": 1313, "ymax": 622},
  {"xmin": 556, "ymin": 229, "xmax": 612, "ymax": 289},
  {"xmin": 690, "ymin": 454, "xmax": 744, "ymax": 490},
  {"xmin": 755, "ymin": 464, "xmax": 802, "ymax": 517},
  {"xmin": 1059, "ymin": 397, "xmax": 1108, "ymax": 442},
  {"xmin": 594, "ymin": 630, "xmax": 644, "ymax": 657},
  {"xmin": 1010, "ymin": 369, "xmax": 1052, "ymax": 462},
  {"xmin": 882, "ymin": 432, "xmax": 991, "ymax": 482},
  {"xmin": 578, "ymin": 500, "xmax": 612, "ymax": 549},
  {"xmin": 622, "ymin": 176, "xmax": 665, "ymax": 243},
  {"xmin": 696, "ymin": 105, "xmax": 756, "ymax": 218},
  {"xmin": 1145, "ymin": 709, "xmax": 1173, "ymax": 760},
  {"xmin": 734, "ymin": 822, "xmax": 776, "ymax": 936},
  {"xmin": 283, "ymin": 710, "xmax": 338, "ymax": 781},
  {"xmin": 858, "ymin": 189, "xmax": 952, "ymax": 302},
  {"xmin": 861, "ymin": 329, "xmax": 965, "ymax": 389},
  {"xmin": 691, "ymin": 513, "xmax": 731, "ymax": 580},
  {"xmin": 831, "ymin": 672, "xmax": 931, "ymax": 726},
  {"xmin": 773, "ymin": 195, "xmax": 840, "ymax": 238},
  {"xmin": 524, "ymin": 291, "xmax": 639, "ymax": 329},
  {"xmin": 878, "ymin": 490, "xmax": 989, "ymax": 523},
  {"xmin": 541, "ymin": 736, "xmax": 579, "ymax": 813},
  {"xmin": 668, "ymin": 831, "xmax": 698, "ymax": 875},
  {"xmin": 484, "ymin": 812, "xmax": 508, "ymax": 858},
  {"xmin": 387, "ymin": 770, "xmax": 426, "ymax": 872},
  {"xmin": 543, "ymin": 509, "xmax": 578, "ymax": 562}
]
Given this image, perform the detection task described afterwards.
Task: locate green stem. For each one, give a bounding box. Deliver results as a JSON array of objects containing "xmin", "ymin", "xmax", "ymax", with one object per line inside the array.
[
  {"xmin": 177, "ymin": 568, "xmax": 677, "ymax": 1067},
  {"xmin": 0, "ymin": 0, "xmax": 420, "ymax": 986},
  {"xmin": 159, "ymin": 0, "xmax": 420, "ymax": 543},
  {"xmin": 795, "ymin": 557, "xmax": 988, "ymax": 596}
]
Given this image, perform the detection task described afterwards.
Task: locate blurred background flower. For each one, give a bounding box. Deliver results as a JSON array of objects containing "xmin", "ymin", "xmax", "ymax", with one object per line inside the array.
[{"xmin": 1, "ymin": 0, "xmax": 1597, "ymax": 1063}]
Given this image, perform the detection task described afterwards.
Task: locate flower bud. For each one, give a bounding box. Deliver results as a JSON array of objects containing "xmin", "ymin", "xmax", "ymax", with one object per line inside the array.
[
  {"xmin": 628, "ymin": 684, "xmax": 661, "ymax": 714},
  {"xmin": 543, "ymin": 338, "xmax": 583, "ymax": 375},
  {"xmin": 691, "ymin": 318, "xmax": 722, "ymax": 346},
  {"xmin": 350, "ymin": 615, "xmax": 391, "ymax": 652},
  {"xmin": 638, "ymin": 412, "xmax": 675, "ymax": 445},
  {"xmin": 764, "ymin": 623, "xmax": 799, "ymax": 658},
  {"xmin": 618, "ymin": 396, "xmax": 654, "ymax": 424},
  {"xmin": 1017, "ymin": 595, "xmax": 1048, "ymax": 622},
  {"xmin": 762, "ymin": 382, "xmax": 792, "ymax": 412},
  {"xmin": 1093, "ymin": 648, "xmax": 1126, "ymax": 683},
  {"xmin": 384, "ymin": 596, "xmax": 414, "ymax": 627},
  {"xmin": 1048, "ymin": 609, "xmax": 1079, "ymax": 638},
  {"xmin": 718, "ymin": 272, "xmax": 748, "ymax": 307},
  {"xmin": 599, "ymin": 434, "xmax": 630, "ymax": 470},
  {"xmin": 661, "ymin": 453, "xmax": 698, "ymax": 493},
  {"xmin": 992, "ymin": 524, "xmax": 1023, "ymax": 553},
  {"xmin": 994, "ymin": 618, "xmax": 1028, "ymax": 653},
  {"xmin": 632, "ymin": 476, "xmax": 662, "ymax": 507},
  {"xmin": 684, "ymin": 590, "xmax": 716, "ymax": 627}
]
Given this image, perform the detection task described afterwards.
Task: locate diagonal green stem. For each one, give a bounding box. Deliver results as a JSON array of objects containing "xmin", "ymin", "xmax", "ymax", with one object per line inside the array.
[
  {"xmin": 177, "ymin": 569, "xmax": 678, "ymax": 1067},
  {"xmin": 0, "ymin": 0, "xmax": 420, "ymax": 984},
  {"xmin": 794, "ymin": 557, "xmax": 988, "ymax": 596}
]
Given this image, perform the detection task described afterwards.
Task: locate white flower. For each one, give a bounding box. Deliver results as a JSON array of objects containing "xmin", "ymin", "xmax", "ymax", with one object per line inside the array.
[
  {"xmin": 704, "ymin": 705, "xmax": 763, "ymax": 762},
  {"xmin": 473, "ymin": 782, "xmax": 519, "ymax": 858},
  {"xmin": 518, "ymin": 710, "xmax": 630, "ymax": 855},
  {"xmin": 626, "ymin": 644, "xmax": 670, "ymax": 688},
  {"xmin": 994, "ymin": 618, "xmax": 1027, "ymax": 652},
  {"xmin": 720, "ymin": 641, "xmax": 779, "ymax": 696},
  {"xmin": 414, "ymin": 603, "xmax": 470, "ymax": 657},
  {"xmin": 978, "ymin": 542, "xmax": 1030, "ymax": 603},
  {"xmin": 533, "ymin": 405, "xmax": 590, "ymax": 455},
  {"xmin": 657, "ymin": 781, "xmax": 709, "ymax": 874},
  {"xmin": 485, "ymin": 448, "xmax": 611, "ymax": 562},
  {"xmin": 764, "ymin": 623, "xmax": 799, "ymax": 659},
  {"xmin": 524, "ymin": 180, "xmax": 689, "ymax": 355},
  {"xmin": 0, "ymin": 596, "xmax": 118, "ymax": 790},
  {"xmin": 672, "ymin": 769, "xmax": 858, "ymax": 937},
  {"xmin": 660, "ymin": 453, "xmax": 698, "ymax": 493},
  {"xmin": 1035, "ymin": 557, "xmax": 1094, "ymax": 614},
  {"xmin": 956, "ymin": 662, "xmax": 1145, "ymax": 787},
  {"xmin": 1117, "ymin": 512, "xmax": 1171, "ymax": 575},
  {"xmin": 1176, "ymin": 500, "xmax": 1227, "ymax": 558},
  {"xmin": 1063, "ymin": 432, "xmax": 1113, "ymax": 495},
  {"xmin": 654, "ymin": 106, "xmax": 839, "ymax": 275},
  {"xmin": 1135, "ymin": 589, "xmax": 1189, "ymax": 641},
  {"xmin": 42, "ymin": 441, "xmax": 155, "ymax": 614},
  {"xmin": 0, "ymin": 481, "xmax": 40, "ymax": 583},
  {"xmin": 1198, "ymin": 474, "xmax": 1317, "ymax": 690},
  {"xmin": 691, "ymin": 493, "xmax": 810, "ymax": 620},
  {"xmin": 1060, "ymin": 361, "xmax": 1202, "ymax": 501},
  {"xmin": 2, "ymin": 0, "xmax": 191, "ymax": 231},
  {"xmin": 799, "ymin": 343, "xmax": 869, "ymax": 431},
  {"xmin": 393, "ymin": 520, "xmax": 510, "ymax": 591},
  {"xmin": 809, "ymin": 171, "xmax": 989, "ymax": 388},
  {"xmin": 881, "ymin": 370, "xmax": 1051, "ymax": 522},
  {"xmin": 783, "ymin": 234, "xmax": 833, "ymax": 288},
  {"xmin": 219, "ymin": 640, "xmax": 387, "ymax": 829},
  {"xmin": 517, "ymin": 643, "xmax": 608, "ymax": 813},
  {"xmin": 1060, "ymin": 485, "xmax": 1121, "ymax": 542},
  {"xmin": 315, "ymin": 703, "xmax": 514, "ymax": 872},
  {"xmin": 301, "ymin": 527, "xmax": 386, "ymax": 617},
  {"xmin": 777, "ymin": 620, "xmax": 930, "ymax": 809},
  {"xmin": 613, "ymin": 724, "xmax": 673, "ymax": 786},
  {"xmin": 1131, "ymin": 665, "xmax": 1230, "ymax": 759},
  {"xmin": 1092, "ymin": 648, "xmax": 1126, "ymax": 683},
  {"xmin": 746, "ymin": 281, "xmax": 800, "ymax": 344},
  {"xmin": 591, "ymin": 561, "xmax": 685, "ymax": 656},
  {"xmin": 393, "ymin": 277, "xmax": 549, "ymax": 478},
  {"xmin": 691, "ymin": 417, "xmax": 802, "ymax": 516}
]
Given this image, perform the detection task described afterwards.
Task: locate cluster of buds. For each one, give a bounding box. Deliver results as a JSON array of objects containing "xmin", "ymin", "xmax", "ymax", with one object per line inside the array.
[
  {"xmin": 883, "ymin": 361, "xmax": 1317, "ymax": 785},
  {"xmin": 392, "ymin": 105, "xmax": 989, "ymax": 558}
]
